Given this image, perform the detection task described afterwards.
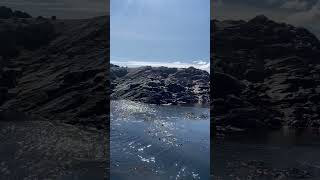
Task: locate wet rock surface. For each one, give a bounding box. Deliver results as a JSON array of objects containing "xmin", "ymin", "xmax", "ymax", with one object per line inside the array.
[
  {"xmin": 211, "ymin": 15, "xmax": 320, "ymax": 132},
  {"xmin": 111, "ymin": 65, "xmax": 210, "ymax": 105},
  {"xmin": 0, "ymin": 9, "xmax": 109, "ymax": 179}
]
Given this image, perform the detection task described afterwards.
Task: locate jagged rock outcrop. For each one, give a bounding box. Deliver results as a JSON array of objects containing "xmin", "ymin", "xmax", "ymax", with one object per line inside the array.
[
  {"xmin": 0, "ymin": 11, "xmax": 109, "ymax": 179},
  {"xmin": 212, "ymin": 15, "xmax": 320, "ymax": 131},
  {"xmin": 111, "ymin": 65, "xmax": 210, "ymax": 105},
  {"xmin": 0, "ymin": 16, "xmax": 109, "ymax": 129},
  {"xmin": 0, "ymin": 6, "xmax": 31, "ymax": 19},
  {"xmin": 0, "ymin": 19, "xmax": 56, "ymax": 58}
]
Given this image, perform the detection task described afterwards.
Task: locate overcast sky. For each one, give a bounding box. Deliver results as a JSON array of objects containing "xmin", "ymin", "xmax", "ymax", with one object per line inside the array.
[
  {"xmin": 111, "ymin": 0, "xmax": 210, "ymax": 71},
  {"xmin": 211, "ymin": 0, "xmax": 320, "ymax": 38},
  {"xmin": 1, "ymin": 0, "xmax": 109, "ymax": 19}
]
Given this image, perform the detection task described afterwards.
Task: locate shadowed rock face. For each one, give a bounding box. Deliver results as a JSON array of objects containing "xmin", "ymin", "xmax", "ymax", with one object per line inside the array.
[
  {"xmin": 0, "ymin": 6, "xmax": 31, "ymax": 19},
  {"xmin": 0, "ymin": 19, "xmax": 56, "ymax": 58},
  {"xmin": 0, "ymin": 16, "xmax": 109, "ymax": 129},
  {"xmin": 111, "ymin": 65, "xmax": 210, "ymax": 105},
  {"xmin": 211, "ymin": 15, "xmax": 320, "ymax": 131},
  {"xmin": 0, "ymin": 13, "xmax": 109, "ymax": 179}
]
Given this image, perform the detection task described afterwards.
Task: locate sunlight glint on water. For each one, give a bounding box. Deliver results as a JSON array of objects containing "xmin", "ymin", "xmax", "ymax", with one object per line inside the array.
[{"xmin": 110, "ymin": 100, "xmax": 210, "ymax": 180}]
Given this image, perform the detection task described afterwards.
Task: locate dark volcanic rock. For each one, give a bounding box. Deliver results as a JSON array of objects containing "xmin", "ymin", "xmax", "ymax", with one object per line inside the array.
[
  {"xmin": 0, "ymin": 7, "xmax": 109, "ymax": 179},
  {"xmin": 0, "ymin": 6, "xmax": 31, "ymax": 19},
  {"xmin": 167, "ymin": 83, "xmax": 185, "ymax": 93},
  {"xmin": 244, "ymin": 69, "xmax": 265, "ymax": 82},
  {"xmin": 0, "ymin": 6, "xmax": 13, "ymax": 19},
  {"xmin": 15, "ymin": 21, "xmax": 56, "ymax": 49},
  {"xmin": 0, "ymin": 87, "xmax": 8, "ymax": 105},
  {"xmin": 226, "ymin": 108, "xmax": 267, "ymax": 128},
  {"xmin": 212, "ymin": 72, "xmax": 244, "ymax": 97},
  {"xmin": 110, "ymin": 64, "xmax": 128, "ymax": 80},
  {"xmin": 13, "ymin": 10, "xmax": 32, "ymax": 18},
  {"xmin": 212, "ymin": 15, "xmax": 320, "ymax": 131},
  {"xmin": 0, "ymin": 16, "xmax": 109, "ymax": 129},
  {"xmin": 0, "ymin": 19, "xmax": 56, "ymax": 57},
  {"xmin": 111, "ymin": 66, "xmax": 209, "ymax": 105}
]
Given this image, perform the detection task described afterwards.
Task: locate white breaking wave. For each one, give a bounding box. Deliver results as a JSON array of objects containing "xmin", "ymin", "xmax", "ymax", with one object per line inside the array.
[{"xmin": 111, "ymin": 59, "xmax": 210, "ymax": 72}]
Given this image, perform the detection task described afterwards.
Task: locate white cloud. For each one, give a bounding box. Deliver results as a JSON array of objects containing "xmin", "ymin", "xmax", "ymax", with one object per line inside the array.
[{"xmin": 193, "ymin": 60, "xmax": 208, "ymax": 65}]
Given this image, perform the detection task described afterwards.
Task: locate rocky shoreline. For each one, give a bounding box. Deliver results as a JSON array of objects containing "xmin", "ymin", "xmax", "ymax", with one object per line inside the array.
[
  {"xmin": 111, "ymin": 64, "xmax": 210, "ymax": 106},
  {"xmin": 211, "ymin": 15, "xmax": 320, "ymax": 134},
  {"xmin": 211, "ymin": 14, "xmax": 320, "ymax": 180},
  {"xmin": 0, "ymin": 7, "xmax": 109, "ymax": 179},
  {"xmin": 0, "ymin": 9, "xmax": 109, "ymax": 129}
]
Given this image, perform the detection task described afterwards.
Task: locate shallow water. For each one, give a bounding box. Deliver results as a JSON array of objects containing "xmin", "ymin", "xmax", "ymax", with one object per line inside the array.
[
  {"xmin": 0, "ymin": 121, "xmax": 106, "ymax": 179},
  {"xmin": 214, "ymin": 127, "xmax": 320, "ymax": 179},
  {"xmin": 110, "ymin": 100, "xmax": 210, "ymax": 180}
]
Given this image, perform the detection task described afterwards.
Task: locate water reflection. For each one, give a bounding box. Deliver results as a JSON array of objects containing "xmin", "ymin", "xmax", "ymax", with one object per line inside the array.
[
  {"xmin": 214, "ymin": 126, "xmax": 320, "ymax": 179},
  {"xmin": 110, "ymin": 100, "xmax": 210, "ymax": 180}
]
